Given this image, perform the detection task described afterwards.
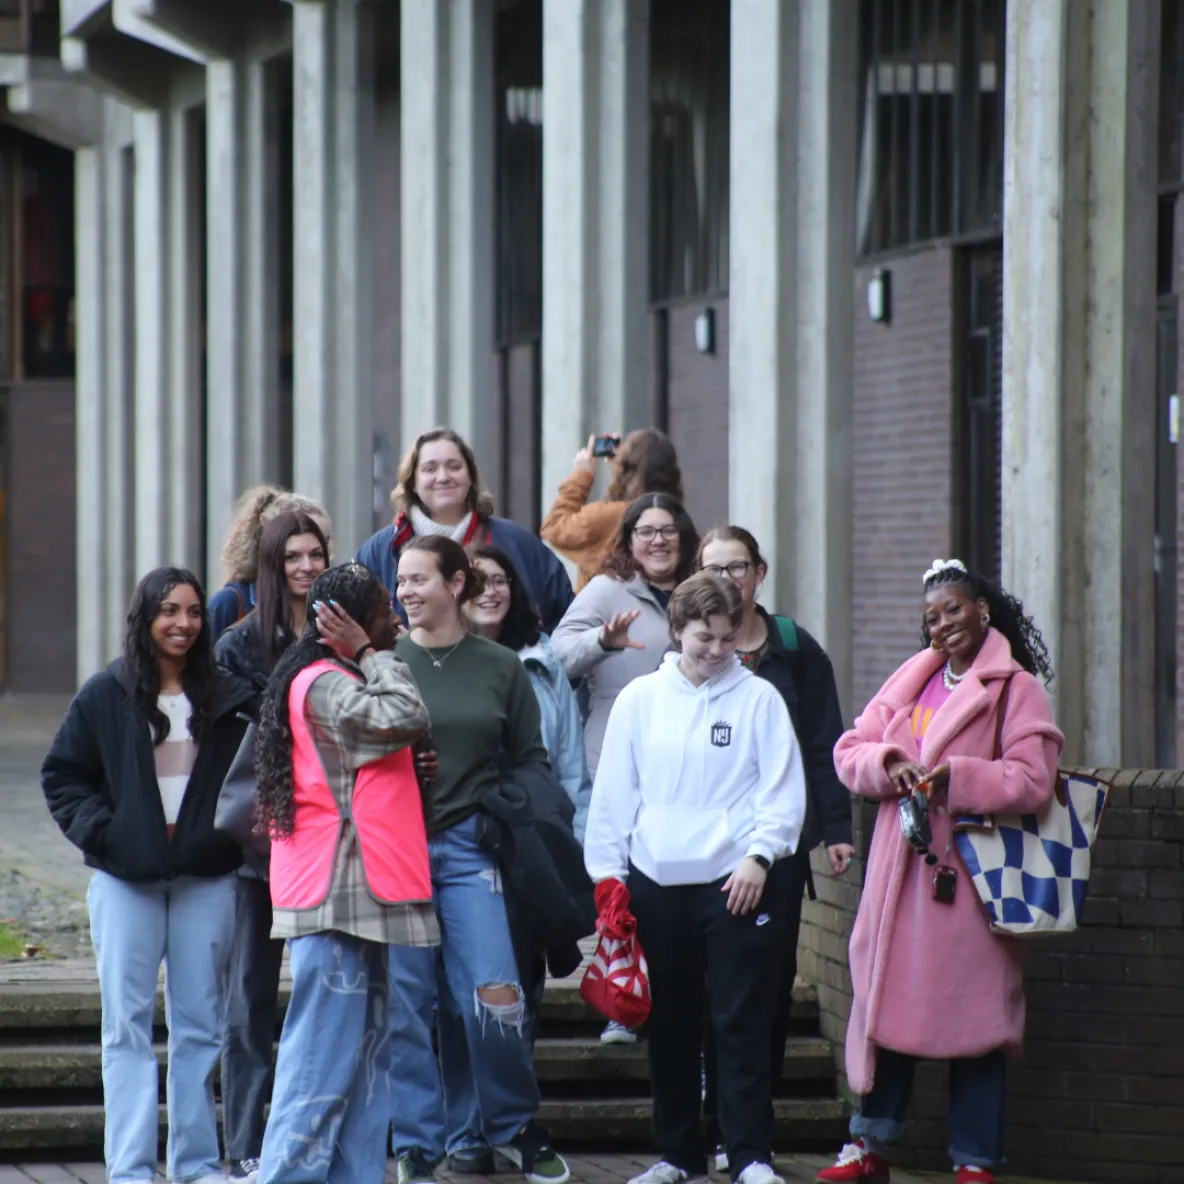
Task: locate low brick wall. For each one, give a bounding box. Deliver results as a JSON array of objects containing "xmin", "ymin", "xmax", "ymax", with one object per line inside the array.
[{"xmin": 797, "ymin": 768, "xmax": 1184, "ymax": 1183}]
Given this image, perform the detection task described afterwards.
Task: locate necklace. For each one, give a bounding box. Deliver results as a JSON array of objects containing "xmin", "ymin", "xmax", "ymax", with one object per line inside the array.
[
  {"xmin": 414, "ymin": 636, "xmax": 466, "ymax": 669},
  {"xmin": 942, "ymin": 661, "xmax": 967, "ymax": 692}
]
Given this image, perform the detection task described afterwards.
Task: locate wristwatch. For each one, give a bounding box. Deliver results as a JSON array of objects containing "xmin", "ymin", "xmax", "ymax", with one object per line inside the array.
[{"xmin": 749, "ymin": 854, "xmax": 771, "ymax": 871}]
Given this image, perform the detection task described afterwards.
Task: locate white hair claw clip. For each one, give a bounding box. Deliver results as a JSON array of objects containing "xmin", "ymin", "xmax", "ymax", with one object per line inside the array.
[{"xmin": 923, "ymin": 558, "xmax": 968, "ymax": 585}]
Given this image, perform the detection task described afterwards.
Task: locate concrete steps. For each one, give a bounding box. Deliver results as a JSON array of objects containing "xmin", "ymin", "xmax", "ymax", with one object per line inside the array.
[{"xmin": 0, "ymin": 975, "xmax": 849, "ymax": 1154}]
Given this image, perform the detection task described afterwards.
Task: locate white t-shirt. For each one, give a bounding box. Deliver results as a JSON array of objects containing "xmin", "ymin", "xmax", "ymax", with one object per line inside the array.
[{"xmin": 155, "ymin": 692, "xmax": 197, "ymax": 829}]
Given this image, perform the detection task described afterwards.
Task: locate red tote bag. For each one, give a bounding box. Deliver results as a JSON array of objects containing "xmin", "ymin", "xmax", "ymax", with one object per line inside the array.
[{"xmin": 579, "ymin": 878, "xmax": 651, "ymax": 1028}]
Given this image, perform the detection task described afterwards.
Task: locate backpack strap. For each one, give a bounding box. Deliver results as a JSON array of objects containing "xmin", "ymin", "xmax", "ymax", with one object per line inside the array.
[
  {"xmin": 233, "ymin": 584, "xmax": 246, "ymax": 623},
  {"xmin": 773, "ymin": 615, "xmax": 799, "ymax": 652}
]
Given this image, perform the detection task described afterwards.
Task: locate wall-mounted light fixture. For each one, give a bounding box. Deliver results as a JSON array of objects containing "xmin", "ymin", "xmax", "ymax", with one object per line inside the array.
[
  {"xmin": 694, "ymin": 307, "xmax": 716, "ymax": 355},
  {"xmin": 867, "ymin": 268, "xmax": 892, "ymax": 324}
]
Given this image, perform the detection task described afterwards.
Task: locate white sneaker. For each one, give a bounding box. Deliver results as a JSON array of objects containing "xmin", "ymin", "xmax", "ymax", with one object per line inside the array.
[
  {"xmin": 626, "ymin": 1164, "xmax": 708, "ymax": 1184},
  {"xmin": 736, "ymin": 1164, "xmax": 784, "ymax": 1184},
  {"xmin": 600, "ymin": 1019, "xmax": 639, "ymax": 1044},
  {"xmin": 714, "ymin": 1146, "xmax": 729, "ymax": 1173}
]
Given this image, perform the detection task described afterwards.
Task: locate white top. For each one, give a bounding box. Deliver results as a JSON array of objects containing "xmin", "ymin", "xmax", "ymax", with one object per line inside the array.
[
  {"xmin": 155, "ymin": 692, "xmax": 196, "ymax": 828},
  {"xmin": 583, "ymin": 651, "xmax": 807, "ymax": 887}
]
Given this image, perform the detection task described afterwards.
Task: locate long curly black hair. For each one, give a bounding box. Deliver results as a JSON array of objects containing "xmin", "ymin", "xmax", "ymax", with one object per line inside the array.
[
  {"xmin": 255, "ymin": 563, "xmax": 391, "ymax": 838},
  {"xmin": 124, "ymin": 567, "xmax": 219, "ymax": 745},
  {"xmin": 922, "ymin": 563, "xmax": 1055, "ymax": 685}
]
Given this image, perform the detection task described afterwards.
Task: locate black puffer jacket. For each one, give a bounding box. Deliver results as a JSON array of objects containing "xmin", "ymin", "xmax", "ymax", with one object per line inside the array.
[
  {"xmin": 41, "ymin": 659, "xmax": 253, "ymax": 882},
  {"xmin": 215, "ymin": 616, "xmax": 268, "ymax": 716},
  {"xmin": 753, "ymin": 605, "xmax": 853, "ymax": 853}
]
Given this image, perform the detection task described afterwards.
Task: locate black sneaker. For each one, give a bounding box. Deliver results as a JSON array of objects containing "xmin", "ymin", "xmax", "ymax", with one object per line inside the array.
[
  {"xmin": 447, "ymin": 1146, "xmax": 496, "ymax": 1175},
  {"xmin": 397, "ymin": 1149, "xmax": 438, "ymax": 1184},
  {"xmin": 495, "ymin": 1121, "xmax": 570, "ymax": 1184},
  {"xmin": 229, "ymin": 1160, "xmax": 260, "ymax": 1184}
]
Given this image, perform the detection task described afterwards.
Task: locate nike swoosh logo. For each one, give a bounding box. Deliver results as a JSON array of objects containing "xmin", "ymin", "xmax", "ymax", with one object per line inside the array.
[{"xmin": 755, "ymin": 914, "xmax": 770, "ymax": 927}]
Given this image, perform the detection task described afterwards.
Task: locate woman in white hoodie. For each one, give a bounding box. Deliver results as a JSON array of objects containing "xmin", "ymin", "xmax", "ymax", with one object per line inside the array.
[{"xmin": 584, "ymin": 573, "xmax": 807, "ymax": 1184}]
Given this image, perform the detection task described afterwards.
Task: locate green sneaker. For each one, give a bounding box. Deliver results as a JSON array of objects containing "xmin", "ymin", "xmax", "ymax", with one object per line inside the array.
[
  {"xmin": 396, "ymin": 1149, "xmax": 437, "ymax": 1184},
  {"xmin": 495, "ymin": 1122, "xmax": 570, "ymax": 1184}
]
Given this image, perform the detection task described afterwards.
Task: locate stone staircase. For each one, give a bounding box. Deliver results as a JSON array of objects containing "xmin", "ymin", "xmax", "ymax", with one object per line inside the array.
[{"xmin": 0, "ymin": 969, "xmax": 848, "ymax": 1156}]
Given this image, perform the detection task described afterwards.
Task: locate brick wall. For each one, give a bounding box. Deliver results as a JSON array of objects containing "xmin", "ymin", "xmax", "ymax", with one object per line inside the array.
[
  {"xmin": 6, "ymin": 382, "xmax": 76, "ymax": 691},
  {"xmin": 664, "ymin": 298, "xmax": 729, "ymax": 534},
  {"xmin": 851, "ymin": 248, "xmax": 957, "ymax": 711},
  {"xmin": 799, "ymin": 767, "xmax": 1184, "ymax": 1182}
]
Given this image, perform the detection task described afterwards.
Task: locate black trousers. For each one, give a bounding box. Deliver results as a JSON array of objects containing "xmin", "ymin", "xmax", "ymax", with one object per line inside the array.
[
  {"xmin": 220, "ymin": 875, "xmax": 285, "ymax": 1159},
  {"xmin": 702, "ymin": 848, "xmax": 810, "ymax": 1149},
  {"xmin": 630, "ymin": 862, "xmax": 788, "ymax": 1181}
]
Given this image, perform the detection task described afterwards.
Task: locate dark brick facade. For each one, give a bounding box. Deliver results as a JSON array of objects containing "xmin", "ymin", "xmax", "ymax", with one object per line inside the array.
[
  {"xmin": 6, "ymin": 382, "xmax": 76, "ymax": 692},
  {"xmin": 851, "ymin": 248, "xmax": 957, "ymax": 711},
  {"xmin": 798, "ymin": 769, "xmax": 1184, "ymax": 1183},
  {"xmin": 663, "ymin": 298, "xmax": 729, "ymax": 534}
]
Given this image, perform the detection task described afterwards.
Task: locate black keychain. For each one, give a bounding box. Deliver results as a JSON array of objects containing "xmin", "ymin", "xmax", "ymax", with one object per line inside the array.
[{"xmin": 932, "ymin": 863, "xmax": 957, "ymax": 904}]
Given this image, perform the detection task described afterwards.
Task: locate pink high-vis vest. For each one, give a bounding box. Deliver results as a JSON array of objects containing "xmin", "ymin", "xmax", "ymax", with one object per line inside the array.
[{"xmin": 270, "ymin": 660, "xmax": 432, "ymax": 909}]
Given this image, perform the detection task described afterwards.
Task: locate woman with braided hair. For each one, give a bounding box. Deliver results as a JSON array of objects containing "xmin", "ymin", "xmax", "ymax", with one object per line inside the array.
[
  {"xmin": 252, "ymin": 563, "xmax": 433, "ymax": 1184},
  {"xmin": 817, "ymin": 561, "xmax": 1062, "ymax": 1184}
]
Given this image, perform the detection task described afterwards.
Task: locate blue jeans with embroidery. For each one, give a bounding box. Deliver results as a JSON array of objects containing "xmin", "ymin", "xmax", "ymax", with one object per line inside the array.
[
  {"xmin": 257, "ymin": 934, "xmax": 391, "ymax": 1184},
  {"xmin": 388, "ymin": 814, "xmax": 538, "ymax": 1156},
  {"xmin": 850, "ymin": 1047, "xmax": 1007, "ymax": 1169}
]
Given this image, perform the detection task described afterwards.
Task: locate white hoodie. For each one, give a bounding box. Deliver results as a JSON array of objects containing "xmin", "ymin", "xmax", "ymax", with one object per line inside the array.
[{"xmin": 583, "ymin": 651, "xmax": 806, "ymax": 887}]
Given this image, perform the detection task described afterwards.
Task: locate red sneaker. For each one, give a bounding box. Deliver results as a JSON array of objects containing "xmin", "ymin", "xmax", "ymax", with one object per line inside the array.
[
  {"xmin": 956, "ymin": 1170, "xmax": 995, "ymax": 1184},
  {"xmin": 815, "ymin": 1141, "xmax": 890, "ymax": 1183}
]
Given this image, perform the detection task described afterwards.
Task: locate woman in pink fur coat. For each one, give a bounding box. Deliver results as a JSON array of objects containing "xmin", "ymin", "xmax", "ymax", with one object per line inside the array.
[{"xmin": 816, "ymin": 560, "xmax": 1063, "ymax": 1184}]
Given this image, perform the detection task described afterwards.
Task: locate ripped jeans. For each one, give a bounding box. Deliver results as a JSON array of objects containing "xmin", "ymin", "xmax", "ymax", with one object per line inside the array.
[{"xmin": 388, "ymin": 814, "xmax": 538, "ymax": 1156}]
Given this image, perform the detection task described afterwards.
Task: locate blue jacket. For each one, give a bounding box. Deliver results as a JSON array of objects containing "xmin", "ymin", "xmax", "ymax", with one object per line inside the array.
[
  {"xmin": 208, "ymin": 581, "xmax": 254, "ymax": 643},
  {"xmin": 519, "ymin": 635, "xmax": 591, "ymax": 844},
  {"xmin": 355, "ymin": 514, "xmax": 574, "ymax": 634}
]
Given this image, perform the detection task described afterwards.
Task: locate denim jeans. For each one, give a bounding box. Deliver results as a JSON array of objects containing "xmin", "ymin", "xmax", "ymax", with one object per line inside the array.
[
  {"xmin": 221, "ymin": 875, "xmax": 285, "ymax": 1160},
  {"xmin": 258, "ymin": 933, "xmax": 391, "ymax": 1184},
  {"xmin": 388, "ymin": 814, "xmax": 537, "ymax": 1157},
  {"xmin": 850, "ymin": 1047, "xmax": 1007, "ymax": 1169},
  {"xmin": 88, "ymin": 869, "xmax": 236, "ymax": 1184}
]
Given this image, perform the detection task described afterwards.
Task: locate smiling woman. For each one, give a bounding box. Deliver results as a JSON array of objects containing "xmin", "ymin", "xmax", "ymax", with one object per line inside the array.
[{"xmin": 41, "ymin": 567, "xmax": 254, "ymax": 1184}]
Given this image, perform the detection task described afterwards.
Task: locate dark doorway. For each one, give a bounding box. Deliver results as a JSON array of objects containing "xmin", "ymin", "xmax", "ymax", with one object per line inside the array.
[{"xmin": 1155, "ymin": 296, "xmax": 1177, "ymax": 768}]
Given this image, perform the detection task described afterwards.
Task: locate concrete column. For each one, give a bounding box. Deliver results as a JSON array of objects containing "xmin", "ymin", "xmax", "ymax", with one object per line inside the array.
[
  {"xmin": 206, "ymin": 57, "xmax": 278, "ymax": 577},
  {"xmin": 1002, "ymin": 0, "xmax": 1159, "ymax": 764},
  {"xmin": 541, "ymin": 0, "xmax": 649, "ymax": 513},
  {"xmin": 292, "ymin": 0, "xmax": 374, "ymax": 556},
  {"xmin": 168, "ymin": 103, "xmax": 203, "ymax": 573},
  {"xmin": 728, "ymin": 0, "xmax": 857, "ymax": 710},
  {"xmin": 133, "ymin": 107, "xmax": 170, "ymax": 574},
  {"xmin": 400, "ymin": 0, "xmax": 495, "ymax": 473},
  {"xmin": 74, "ymin": 145, "xmax": 106, "ymax": 681}
]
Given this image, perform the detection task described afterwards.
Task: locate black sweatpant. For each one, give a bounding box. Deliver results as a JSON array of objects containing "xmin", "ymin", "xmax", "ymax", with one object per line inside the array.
[
  {"xmin": 220, "ymin": 875, "xmax": 285, "ymax": 1160},
  {"xmin": 702, "ymin": 847, "xmax": 810, "ymax": 1148},
  {"xmin": 630, "ymin": 862, "xmax": 789, "ymax": 1181}
]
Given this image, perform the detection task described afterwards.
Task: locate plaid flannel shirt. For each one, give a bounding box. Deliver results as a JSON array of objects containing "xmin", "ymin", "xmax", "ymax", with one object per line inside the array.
[{"xmin": 270, "ymin": 650, "xmax": 440, "ymax": 947}]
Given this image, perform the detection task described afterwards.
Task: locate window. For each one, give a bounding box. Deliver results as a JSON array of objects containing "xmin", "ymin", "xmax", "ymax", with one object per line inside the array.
[
  {"xmin": 650, "ymin": 0, "xmax": 729, "ymax": 303},
  {"xmin": 856, "ymin": 0, "xmax": 1004, "ymax": 257}
]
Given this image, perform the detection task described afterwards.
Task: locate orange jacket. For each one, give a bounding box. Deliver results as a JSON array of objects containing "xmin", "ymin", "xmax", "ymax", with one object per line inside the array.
[
  {"xmin": 270, "ymin": 660, "xmax": 431, "ymax": 909},
  {"xmin": 540, "ymin": 470, "xmax": 627, "ymax": 592}
]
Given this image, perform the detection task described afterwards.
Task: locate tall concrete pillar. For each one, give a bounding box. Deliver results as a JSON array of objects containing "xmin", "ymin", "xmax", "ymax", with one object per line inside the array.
[
  {"xmin": 1002, "ymin": 0, "xmax": 1159, "ymax": 764},
  {"xmin": 291, "ymin": 0, "xmax": 374, "ymax": 556},
  {"xmin": 206, "ymin": 57, "xmax": 278, "ymax": 577},
  {"xmin": 541, "ymin": 0, "xmax": 649, "ymax": 512},
  {"xmin": 133, "ymin": 107, "xmax": 170, "ymax": 574},
  {"xmin": 400, "ymin": 0, "xmax": 495, "ymax": 473},
  {"xmin": 728, "ymin": 0, "xmax": 857, "ymax": 711}
]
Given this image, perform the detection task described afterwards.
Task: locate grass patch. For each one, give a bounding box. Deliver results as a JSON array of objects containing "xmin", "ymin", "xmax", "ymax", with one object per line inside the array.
[{"xmin": 0, "ymin": 920, "xmax": 27, "ymax": 959}]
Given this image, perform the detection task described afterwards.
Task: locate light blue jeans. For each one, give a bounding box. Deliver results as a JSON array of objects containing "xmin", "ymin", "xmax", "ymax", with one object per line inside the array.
[
  {"xmin": 388, "ymin": 814, "xmax": 537, "ymax": 1157},
  {"xmin": 258, "ymin": 933, "xmax": 391, "ymax": 1184},
  {"xmin": 88, "ymin": 869, "xmax": 236, "ymax": 1184}
]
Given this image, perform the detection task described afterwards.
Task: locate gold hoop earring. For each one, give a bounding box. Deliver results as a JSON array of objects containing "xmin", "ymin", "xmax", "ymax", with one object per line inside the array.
[{"xmin": 930, "ymin": 638, "xmax": 941, "ymax": 651}]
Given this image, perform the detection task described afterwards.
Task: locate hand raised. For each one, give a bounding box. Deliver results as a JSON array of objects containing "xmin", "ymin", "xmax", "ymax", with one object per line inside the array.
[
  {"xmin": 315, "ymin": 599, "xmax": 372, "ymax": 661},
  {"xmin": 601, "ymin": 609, "xmax": 645, "ymax": 652}
]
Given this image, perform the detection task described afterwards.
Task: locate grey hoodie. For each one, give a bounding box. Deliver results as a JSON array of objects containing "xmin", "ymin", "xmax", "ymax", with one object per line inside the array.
[{"xmin": 549, "ymin": 573, "xmax": 672, "ymax": 777}]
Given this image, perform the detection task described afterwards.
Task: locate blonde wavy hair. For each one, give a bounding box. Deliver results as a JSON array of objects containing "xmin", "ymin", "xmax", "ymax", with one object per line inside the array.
[
  {"xmin": 390, "ymin": 427, "xmax": 495, "ymax": 521},
  {"xmin": 219, "ymin": 485, "xmax": 332, "ymax": 583}
]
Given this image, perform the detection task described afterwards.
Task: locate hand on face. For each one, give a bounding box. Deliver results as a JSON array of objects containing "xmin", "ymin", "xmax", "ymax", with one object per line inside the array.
[{"xmin": 315, "ymin": 600, "xmax": 372, "ymax": 660}]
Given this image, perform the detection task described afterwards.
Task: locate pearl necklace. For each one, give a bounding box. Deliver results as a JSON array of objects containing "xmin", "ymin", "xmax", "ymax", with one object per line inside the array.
[{"xmin": 942, "ymin": 661, "xmax": 967, "ymax": 692}]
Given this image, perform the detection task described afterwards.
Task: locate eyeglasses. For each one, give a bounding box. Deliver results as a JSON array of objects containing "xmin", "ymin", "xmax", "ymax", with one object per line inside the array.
[
  {"xmin": 702, "ymin": 561, "xmax": 754, "ymax": 581},
  {"xmin": 484, "ymin": 575, "xmax": 509, "ymax": 591},
  {"xmin": 634, "ymin": 525, "xmax": 680, "ymax": 542}
]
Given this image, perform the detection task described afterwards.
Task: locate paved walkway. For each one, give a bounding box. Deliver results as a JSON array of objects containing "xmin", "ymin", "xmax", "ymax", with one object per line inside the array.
[
  {"xmin": 0, "ymin": 695, "xmax": 89, "ymax": 900},
  {"xmin": 0, "ymin": 1162, "xmax": 1083, "ymax": 1184}
]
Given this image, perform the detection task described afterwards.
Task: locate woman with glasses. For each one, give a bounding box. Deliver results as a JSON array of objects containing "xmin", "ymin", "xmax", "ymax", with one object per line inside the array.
[
  {"xmin": 551, "ymin": 493, "xmax": 698, "ymax": 1044},
  {"xmin": 693, "ymin": 527, "xmax": 853, "ymax": 1172}
]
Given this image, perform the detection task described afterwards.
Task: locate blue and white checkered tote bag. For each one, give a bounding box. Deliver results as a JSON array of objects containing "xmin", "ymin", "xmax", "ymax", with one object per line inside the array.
[{"xmin": 953, "ymin": 770, "xmax": 1110, "ymax": 937}]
